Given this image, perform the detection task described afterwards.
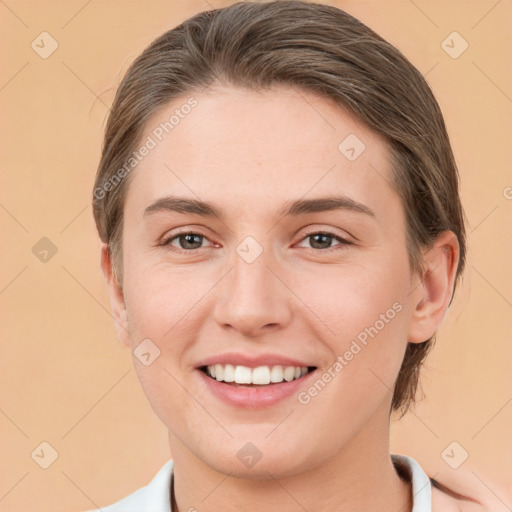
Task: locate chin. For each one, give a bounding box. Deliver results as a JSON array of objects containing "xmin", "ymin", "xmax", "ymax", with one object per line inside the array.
[{"xmin": 192, "ymin": 433, "xmax": 319, "ymax": 480}]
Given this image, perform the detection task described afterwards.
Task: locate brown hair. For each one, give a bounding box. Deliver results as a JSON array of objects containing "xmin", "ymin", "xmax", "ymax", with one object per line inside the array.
[{"xmin": 92, "ymin": 0, "xmax": 466, "ymax": 417}]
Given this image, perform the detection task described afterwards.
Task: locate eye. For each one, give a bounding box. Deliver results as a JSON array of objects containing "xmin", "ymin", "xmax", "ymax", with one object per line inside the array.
[
  {"xmin": 160, "ymin": 229, "xmax": 352, "ymax": 254},
  {"xmin": 296, "ymin": 230, "xmax": 352, "ymax": 251},
  {"xmin": 161, "ymin": 231, "xmax": 213, "ymax": 252}
]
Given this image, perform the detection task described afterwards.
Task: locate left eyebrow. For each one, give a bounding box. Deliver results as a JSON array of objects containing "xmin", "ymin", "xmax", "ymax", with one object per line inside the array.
[
  {"xmin": 279, "ymin": 195, "xmax": 375, "ymax": 218},
  {"xmin": 142, "ymin": 194, "xmax": 375, "ymax": 220}
]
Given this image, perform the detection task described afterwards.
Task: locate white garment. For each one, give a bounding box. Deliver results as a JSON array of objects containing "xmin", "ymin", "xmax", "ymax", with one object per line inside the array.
[{"xmin": 85, "ymin": 453, "xmax": 431, "ymax": 512}]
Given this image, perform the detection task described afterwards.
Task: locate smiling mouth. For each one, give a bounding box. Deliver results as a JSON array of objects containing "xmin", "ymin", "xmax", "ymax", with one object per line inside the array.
[{"xmin": 199, "ymin": 364, "xmax": 317, "ymax": 386}]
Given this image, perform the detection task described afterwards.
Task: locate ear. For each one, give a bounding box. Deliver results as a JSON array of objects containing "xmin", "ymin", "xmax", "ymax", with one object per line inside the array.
[
  {"xmin": 407, "ymin": 230, "xmax": 460, "ymax": 344},
  {"xmin": 100, "ymin": 243, "xmax": 131, "ymax": 347}
]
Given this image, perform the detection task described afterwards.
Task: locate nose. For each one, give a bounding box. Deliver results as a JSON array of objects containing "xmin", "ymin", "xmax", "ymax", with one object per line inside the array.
[{"xmin": 212, "ymin": 245, "xmax": 293, "ymax": 338}]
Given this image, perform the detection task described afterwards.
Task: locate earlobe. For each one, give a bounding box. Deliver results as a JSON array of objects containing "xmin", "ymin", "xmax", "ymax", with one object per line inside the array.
[
  {"xmin": 100, "ymin": 243, "xmax": 131, "ymax": 347},
  {"xmin": 407, "ymin": 231, "xmax": 460, "ymax": 344}
]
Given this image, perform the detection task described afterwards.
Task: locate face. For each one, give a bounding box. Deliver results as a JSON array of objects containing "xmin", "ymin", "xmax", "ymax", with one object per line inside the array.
[{"xmin": 110, "ymin": 85, "xmax": 424, "ymax": 478}]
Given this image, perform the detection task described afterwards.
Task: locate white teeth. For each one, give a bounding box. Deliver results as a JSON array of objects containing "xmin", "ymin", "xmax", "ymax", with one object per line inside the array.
[
  {"xmin": 223, "ymin": 364, "xmax": 235, "ymax": 382},
  {"xmin": 270, "ymin": 365, "xmax": 284, "ymax": 383},
  {"xmin": 234, "ymin": 365, "xmax": 252, "ymax": 384},
  {"xmin": 283, "ymin": 367, "xmax": 295, "ymax": 382},
  {"xmin": 205, "ymin": 364, "xmax": 310, "ymax": 385},
  {"xmin": 252, "ymin": 366, "xmax": 271, "ymax": 385}
]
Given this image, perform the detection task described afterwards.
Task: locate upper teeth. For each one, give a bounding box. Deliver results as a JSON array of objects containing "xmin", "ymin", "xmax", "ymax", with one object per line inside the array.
[{"xmin": 206, "ymin": 364, "xmax": 308, "ymax": 385}]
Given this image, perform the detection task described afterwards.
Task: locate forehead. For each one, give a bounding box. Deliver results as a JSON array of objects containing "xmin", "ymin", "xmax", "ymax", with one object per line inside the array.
[{"xmin": 124, "ymin": 85, "xmax": 399, "ymax": 222}]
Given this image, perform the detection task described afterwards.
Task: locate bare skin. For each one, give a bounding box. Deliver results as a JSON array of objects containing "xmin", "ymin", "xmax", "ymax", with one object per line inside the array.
[{"xmin": 101, "ymin": 85, "xmax": 460, "ymax": 512}]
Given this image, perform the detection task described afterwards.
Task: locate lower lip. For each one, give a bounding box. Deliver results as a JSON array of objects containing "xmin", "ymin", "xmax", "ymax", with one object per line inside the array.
[{"xmin": 197, "ymin": 369, "xmax": 316, "ymax": 409}]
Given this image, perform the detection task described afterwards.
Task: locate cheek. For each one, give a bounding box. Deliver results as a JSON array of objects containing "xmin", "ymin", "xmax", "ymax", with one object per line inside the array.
[
  {"xmin": 294, "ymin": 259, "xmax": 411, "ymax": 394},
  {"xmin": 293, "ymin": 257, "xmax": 410, "ymax": 342},
  {"xmin": 122, "ymin": 255, "xmax": 208, "ymax": 340},
  {"xmin": 294, "ymin": 281, "xmax": 409, "ymax": 442},
  {"xmin": 133, "ymin": 360, "xmax": 202, "ymax": 435}
]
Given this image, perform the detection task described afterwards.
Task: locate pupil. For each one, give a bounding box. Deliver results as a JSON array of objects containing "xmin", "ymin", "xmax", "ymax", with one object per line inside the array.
[
  {"xmin": 182, "ymin": 234, "xmax": 201, "ymax": 249},
  {"xmin": 311, "ymin": 234, "xmax": 330, "ymax": 249}
]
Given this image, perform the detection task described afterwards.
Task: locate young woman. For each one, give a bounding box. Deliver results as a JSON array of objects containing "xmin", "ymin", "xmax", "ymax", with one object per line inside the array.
[{"xmin": 89, "ymin": 1, "xmax": 475, "ymax": 510}]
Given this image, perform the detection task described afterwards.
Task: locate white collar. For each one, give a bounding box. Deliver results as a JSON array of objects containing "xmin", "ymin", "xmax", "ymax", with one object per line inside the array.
[
  {"xmin": 392, "ymin": 453, "xmax": 432, "ymax": 511},
  {"xmin": 95, "ymin": 453, "xmax": 431, "ymax": 512}
]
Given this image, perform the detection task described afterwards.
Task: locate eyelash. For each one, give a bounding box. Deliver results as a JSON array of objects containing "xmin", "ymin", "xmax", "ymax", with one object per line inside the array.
[{"xmin": 160, "ymin": 229, "xmax": 353, "ymax": 254}]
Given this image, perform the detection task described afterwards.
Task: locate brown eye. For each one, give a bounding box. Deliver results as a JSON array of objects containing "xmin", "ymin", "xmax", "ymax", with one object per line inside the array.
[
  {"xmin": 162, "ymin": 231, "xmax": 211, "ymax": 252},
  {"xmin": 297, "ymin": 231, "xmax": 352, "ymax": 251}
]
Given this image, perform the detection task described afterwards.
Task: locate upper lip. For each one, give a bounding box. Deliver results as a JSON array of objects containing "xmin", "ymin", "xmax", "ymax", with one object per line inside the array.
[{"xmin": 195, "ymin": 352, "xmax": 316, "ymax": 369}]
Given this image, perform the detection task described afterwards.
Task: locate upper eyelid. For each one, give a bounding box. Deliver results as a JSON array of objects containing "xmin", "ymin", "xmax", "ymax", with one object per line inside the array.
[{"xmin": 162, "ymin": 226, "xmax": 350, "ymax": 240}]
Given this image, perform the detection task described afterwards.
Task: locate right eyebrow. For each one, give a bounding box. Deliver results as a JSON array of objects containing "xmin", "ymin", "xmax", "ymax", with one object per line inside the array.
[{"xmin": 143, "ymin": 196, "xmax": 224, "ymax": 219}]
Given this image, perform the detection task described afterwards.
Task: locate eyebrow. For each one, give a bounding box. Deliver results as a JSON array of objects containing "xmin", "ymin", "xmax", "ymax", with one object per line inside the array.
[{"xmin": 143, "ymin": 194, "xmax": 375, "ymax": 220}]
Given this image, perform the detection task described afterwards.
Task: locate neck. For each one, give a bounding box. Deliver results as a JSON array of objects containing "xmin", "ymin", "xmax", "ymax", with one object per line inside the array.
[{"xmin": 169, "ymin": 408, "xmax": 412, "ymax": 512}]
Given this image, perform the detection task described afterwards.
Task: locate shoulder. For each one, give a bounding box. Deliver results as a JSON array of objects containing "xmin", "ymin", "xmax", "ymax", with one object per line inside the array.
[
  {"xmin": 430, "ymin": 473, "xmax": 512, "ymax": 512},
  {"xmin": 430, "ymin": 478, "xmax": 483, "ymax": 512},
  {"xmin": 391, "ymin": 454, "xmax": 488, "ymax": 512}
]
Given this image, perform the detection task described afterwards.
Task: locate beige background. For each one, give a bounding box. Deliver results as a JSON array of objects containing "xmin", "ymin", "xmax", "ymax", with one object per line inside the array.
[{"xmin": 1, "ymin": 0, "xmax": 511, "ymax": 511}]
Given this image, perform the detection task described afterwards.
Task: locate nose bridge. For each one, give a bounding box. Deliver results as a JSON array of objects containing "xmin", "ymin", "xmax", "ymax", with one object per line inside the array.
[{"xmin": 212, "ymin": 235, "xmax": 292, "ymax": 335}]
